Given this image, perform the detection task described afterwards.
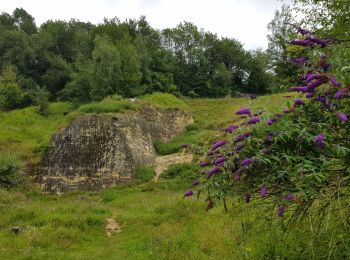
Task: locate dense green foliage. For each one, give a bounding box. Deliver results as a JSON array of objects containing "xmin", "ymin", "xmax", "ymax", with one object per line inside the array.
[
  {"xmin": 0, "ymin": 8, "xmax": 275, "ymax": 112},
  {"xmin": 0, "ymin": 153, "xmax": 21, "ymax": 187}
]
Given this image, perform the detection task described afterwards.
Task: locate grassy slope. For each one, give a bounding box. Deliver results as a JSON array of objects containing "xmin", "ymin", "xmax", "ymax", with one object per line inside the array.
[{"xmin": 3, "ymin": 93, "xmax": 332, "ymax": 259}]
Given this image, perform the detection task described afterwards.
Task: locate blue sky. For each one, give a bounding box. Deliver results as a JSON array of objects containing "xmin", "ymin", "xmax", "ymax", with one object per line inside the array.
[{"xmin": 1, "ymin": 0, "xmax": 288, "ymax": 50}]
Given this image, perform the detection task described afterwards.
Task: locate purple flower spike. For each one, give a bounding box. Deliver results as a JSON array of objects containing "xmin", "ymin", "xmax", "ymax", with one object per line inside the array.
[
  {"xmin": 297, "ymin": 27, "xmax": 311, "ymax": 36},
  {"xmin": 329, "ymin": 76, "xmax": 341, "ymax": 87},
  {"xmin": 293, "ymin": 99, "xmax": 305, "ymax": 108},
  {"xmin": 245, "ymin": 193, "xmax": 251, "ymax": 204},
  {"xmin": 234, "ymin": 174, "xmax": 241, "ymax": 181},
  {"xmin": 208, "ymin": 167, "xmax": 222, "ymax": 178},
  {"xmin": 290, "ymin": 86, "xmax": 308, "ymax": 93},
  {"xmin": 315, "ymin": 133, "xmax": 325, "ymax": 148},
  {"xmin": 275, "ymin": 113, "xmax": 283, "ymax": 118},
  {"xmin": 336, "ymin": 112, "xmax": 348, "ymax": 122},
  {"xmin": 321, "ymin": 53, "xmax": 327, "ymax": 59},
  {"xmin": 240, "ymin": 158, "xmax": 254, "ymax": 167},
  {"xmin": 212, "ymin": 140, "xmax": 227, "ymax": 151},
  {"xmin": 278, "ymin": 205, "xmax": 285, "ymax": 217},
  {"xmin": 306, "ymin": 74, "xmax": 321, "ymax": 82},
  {"xmin": 199, "ymin": 161, "xmax": 209, "ymax": 167},
  {"xmin": 234, "ymin": 132, "xmax": 251, "ymax": 143},
  {"xmin": 283, "ymin": 108, "xmax": 294, "ymax": 114},
  {"xmin": 184, "ymin": 191, "xmax": 193, "ymax": 197},
  {"xmin": 306, "ymin": 93, "xmax": 314, "ymax": 98},
  {"xmin": 285, "ymin": 194, "xmax": 295, "ymax": 201},
  {"xmin": 267, "ymin": 119, "xmax": 274, "ymax": 126},
  {"xmin": 246, "ymin": 117, "xmax": 261, "ymax": 125},
  {"xmin": 260, "ymin": 186, "xmax": 268, "ymax": 197},
  {"xmin": 334, "ymin": 88, "xmax": 349, "ymax": 100},
  {"xmin": 192, "ymin": 180, "xmax": 200, "ymax": 187},
  {"xmin": 307, "ymin": 80, "xmax": 323, "ymax": 91},
  {"xmin": 214, "ymin": 157, "xmax": 227, "ymax": 166},
  {"xmin": 223, "ymin": 124, "xmax": 239, "ymax": 133},
  {"xmin": 234, "ymin": 144, "xmax": 245, "ymax": 152},
  {"xmin": 314, "ymin": 96, "xmax": 326, "ymax": 104},
  {"xmin": 235, "ymin": 107, "xmax": 251, "ymax": 116}
]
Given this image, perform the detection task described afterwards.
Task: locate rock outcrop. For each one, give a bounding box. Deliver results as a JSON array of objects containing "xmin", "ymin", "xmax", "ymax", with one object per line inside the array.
[{"xmin": 35, "ymin": 105, "xmax": 193, "ymax": 193}]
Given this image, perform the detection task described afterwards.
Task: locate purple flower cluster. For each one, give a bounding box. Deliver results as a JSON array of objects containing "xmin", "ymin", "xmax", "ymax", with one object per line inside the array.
[
  {"xmin": 235, "ymin": 107, "xmax": 251, "ymax": 116},
  {"xmin": 212, "ymin": 140, "xmax": 227, "ymax": 151},
  {"xmin": 315, "ymin": 133, "xmax": 325, "ymax": 148},
  {"xmin": 223, "ymin": 124, "xmax": 239, "ymax": 133},
  {"xmin": 246, "ymin": 117, "xmax": 261, "ymax": 125},
  {"xmin": 234, "ymin": 132, "xmax": 251, "ymax": 143}
]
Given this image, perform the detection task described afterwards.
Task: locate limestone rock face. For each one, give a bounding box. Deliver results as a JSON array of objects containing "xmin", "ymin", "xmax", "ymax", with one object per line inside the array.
[{"xmin": 37, "ymin": 105, "xmax": 193, "ymax": 193}]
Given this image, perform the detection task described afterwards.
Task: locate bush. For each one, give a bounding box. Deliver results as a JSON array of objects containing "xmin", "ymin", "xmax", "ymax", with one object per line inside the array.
[
  {"xmin": 134, "ymin": 166, "xmax": 156, "ymax": 182},
  {"xmin": 0, "ymin": 82, "xmax": 24, "ymax": 110},
  {"xmin": 0, "ymin": 154, "xmax": 21, "ymax": 187}
]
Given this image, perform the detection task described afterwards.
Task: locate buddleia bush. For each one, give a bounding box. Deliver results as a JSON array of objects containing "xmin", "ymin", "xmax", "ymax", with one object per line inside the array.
[{"xmin": 186, "ymin": 26, "xmax": 350, "ymax": 220}]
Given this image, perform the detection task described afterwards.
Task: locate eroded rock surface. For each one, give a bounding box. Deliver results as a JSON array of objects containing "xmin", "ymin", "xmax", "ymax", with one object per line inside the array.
[{"xmin": 35, "ymin": 105, "xmax": 193, "ymax": 193}]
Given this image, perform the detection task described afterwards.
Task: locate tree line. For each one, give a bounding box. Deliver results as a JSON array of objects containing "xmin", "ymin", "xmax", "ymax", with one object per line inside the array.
[{"xmin": 0, "ymin": 8, "xmax": 274, "ymax": 111}]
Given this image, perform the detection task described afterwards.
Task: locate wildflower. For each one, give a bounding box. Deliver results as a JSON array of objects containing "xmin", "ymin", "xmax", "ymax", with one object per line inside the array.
[
  {"xmin": 293, "ymin": 98, "xmax": 305, "ymax": 108},
  {"xmin": 329, "ymin": 76, "xmax": 341, "ymax": 87},
  {"xmin": 240, "ymin": 158, "xmax": 254, "ymax": 167},
  {"xmin": 208, "ymin": 167, "xmax": 222, "ymax": 178},
  {"xmin": 306, "ymin": 74, "xmax": 320, "ymax": 82},
  {"xmin": 246, "ymin": 117, "xmax": 261, "ymax": 125},
  {"xmin": 235, "ymin": 107, "xmax": 251, "ymax": 116},
  {"xmin": 321, "ymin": 53, "xmax": 327, "ymax": 59},
  {"xmin": 278, "ymin": 205, "xmax": 285, "ymax": 217},
  {"xmin": 233, "ymin": 174, "xmax": 241, "ymax": 181},
  {"xmin": 290, "ymin": 39, "xmax": 312, "ymax": 46},
  {"xmin": 211, "ymin": 140, "xmax": 227, "ymax": 151},
  {"xmin": 267, "ymin": 119, "xmax": 274, "ymax": 126},
  {"xmin": 234, "ymin": 132, "xmax": 251, "ymax": 143},
  {"xmin": 314, "ymin": 96, "xmax": 326, "ymax": 104},
  {"xmin": 334, "ymin": 88, "xmax": 349, "ymax": 99},
  {"xmin": 297, "ymin": 27, "xmax": 311, "ymax": 36},
  {"xmin": 283, "ymin": 108, "xmax": 294, "ymax": 113},
  {"xmin": 291, "ymin": 57, "xmax": 309, "ymax": 65},
  {"xmin": 184, "ymin": 191, "xmax": 193, "ymax": 197},
  {"xmin": 306, "ymin": 93, "xmax": 314, "ymax": 98},
  {"xmin": 315, "ymin": 133, "xmax": 325, "ymax": 148},
  {"xmin": 264, "ymin": 133, "xmax": 274, "ymax": 146},
  {"xmin": 223, "ymin": 124, "xmax": 239, "ymax": 133},
  {"xmin": 192, "ymin": 180, "xmax": 200, "ymax": 187},
  {"xmin": 234, "ymin": 144, "xmax": 244, "ymax": 152},
  {"xmin": 214, "ymin": 157, "xmax": 227, "ymax": 166},
  {"xmin": 336, "ymin": 112, "xmax": 348, "ymax": 122},
  {"xmin": 307, "ymin": 79, "xmax": 323, "ymax": 91},
  {"xmin": 245, "ymin": 193, "xmax": 251, "ymax": 203},
  {"xmin": 275, "ymin": 113, "xmax": 283, "ymax": 118},
  {"xmin": 260, "ymin": 186, "xmax": 268, "ymax": 197},
  {"xmin": 290, "ymin": 86, "xmax": 308, "ymax": 93},
  {"xmin": 285, "ymin": 194, "xmax": 295, "ymax": 201},
  {"xmin": 200, "ymin": 161, "xmax": 209, "ymax": 167}
]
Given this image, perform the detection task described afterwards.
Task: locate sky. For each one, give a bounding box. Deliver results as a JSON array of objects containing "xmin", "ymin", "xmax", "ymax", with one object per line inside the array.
[{"xmin": 0, "ymin": 0, "xmax": 288, "ymax": 50}]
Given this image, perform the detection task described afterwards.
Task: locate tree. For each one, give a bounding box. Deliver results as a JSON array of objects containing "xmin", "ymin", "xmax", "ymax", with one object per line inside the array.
[
  {"xmin": 90, "ymin": 35, "xmax": 121, "ymax": 100},
  {"xmin": 267, "ymin": 5, "xmax": 299, "ymax": 89},
  {"xmin": 0, "ymin": 66, "xmax": 24, "ymax": 110},
  {"xmin": 12, "ymin": 8, "xmax": 37, "ymax": 34}
]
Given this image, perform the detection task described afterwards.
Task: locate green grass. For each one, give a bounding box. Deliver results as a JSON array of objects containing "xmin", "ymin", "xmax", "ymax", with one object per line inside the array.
[
  {"xmin": 78, "ymin": 96, "xmax": 139, "ymax": 114},
  {"xmin": 140, "ymin": 92, "xmax": 189, "ymax": 110}
]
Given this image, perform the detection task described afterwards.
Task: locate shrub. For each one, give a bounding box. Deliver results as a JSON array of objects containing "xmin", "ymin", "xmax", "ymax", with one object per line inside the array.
[
  {"xmin": 0, "ymin": 153, "xmax": 21, "ymax": 187},
  {"xmin": 134, "ymin": 166, "xmax": 156, "ymax": 182},
  {"xmin": 0, "ymin": 82, "xmax": 24, "ymax": 110},
  {"xmin": 140, "ymin": 92, "xmax": 188, "ymax": 110}
]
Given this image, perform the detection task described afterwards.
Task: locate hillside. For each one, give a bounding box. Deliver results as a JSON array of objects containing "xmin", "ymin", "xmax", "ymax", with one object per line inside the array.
[{"xmin": 2, "ymin": 93, "xmax": 339, "ymax": 260}]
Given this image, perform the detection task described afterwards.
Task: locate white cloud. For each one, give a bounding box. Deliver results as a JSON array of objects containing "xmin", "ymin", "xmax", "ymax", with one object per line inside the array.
[{"xmin": 0, "ymin": 0, "xmax": 286, "ymax": 49}]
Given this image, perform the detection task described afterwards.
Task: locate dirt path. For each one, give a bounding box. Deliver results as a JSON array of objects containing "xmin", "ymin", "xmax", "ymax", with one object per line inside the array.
[
  {"xmin": 154, "ymin": 153, "xmax": 193, "ymax": 181},
  {"xmin": 106, "ymin": 218, "xmax": 121, "ymax": 237}
]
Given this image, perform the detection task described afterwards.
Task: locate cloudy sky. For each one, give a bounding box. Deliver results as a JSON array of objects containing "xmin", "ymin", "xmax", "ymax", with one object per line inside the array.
[{"xmin": 0, "ymin": 0, "xmax": 288, "ymax": 50}]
